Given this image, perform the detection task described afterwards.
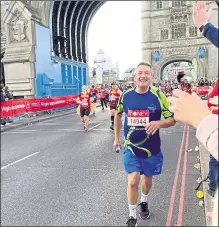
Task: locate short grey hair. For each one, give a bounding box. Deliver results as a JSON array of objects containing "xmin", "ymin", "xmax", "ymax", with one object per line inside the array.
[
  {"xmin": 137, "ymin": 62, "xmax": 151, "ymax": 68},
  {"xmin": 134, "ymin": 62, "xmax": 153, "ymax": 76}
]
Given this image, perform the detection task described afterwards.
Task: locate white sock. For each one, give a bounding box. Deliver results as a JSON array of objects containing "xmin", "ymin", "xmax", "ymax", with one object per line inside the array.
[
  {"xmin": 129, "ymin": 204, "xmax": 137, "ymax": 219},
  {"xmin": 141, "ymin": 192, "xmax": 148, "ymax": 203}
]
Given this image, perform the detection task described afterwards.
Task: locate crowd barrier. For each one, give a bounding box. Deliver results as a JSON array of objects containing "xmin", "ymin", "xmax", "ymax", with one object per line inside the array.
[
  {"xmin": 0, "ymin": 86, "xmax": 212, "ymax": 119},
  {"xmin": 0, "ymin": 95, "xmax": 78, "ymax": 119},
  {"xmin": 196, "ymin": 86, "xmax": 212, "ymax": 96}
]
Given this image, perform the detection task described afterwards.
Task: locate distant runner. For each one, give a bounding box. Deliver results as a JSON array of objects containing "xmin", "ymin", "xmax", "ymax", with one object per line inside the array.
[
  {"xmin": 99, "ymin": 84, "xmax": 108, "ymax": 110},
  {"xmin": 77, "ymin": 85, "xmax": 92, "ymax": 132},
  {"xmin": 108, "ymin": 83, "xmax": 122, "ymax": 130},
  {"xmin": 90, "ymin": 85, "xmax": 98, "ymax": 115}
]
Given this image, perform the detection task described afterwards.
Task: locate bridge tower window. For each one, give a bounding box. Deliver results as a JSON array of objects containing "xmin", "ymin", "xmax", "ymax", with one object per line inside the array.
[
  {"xmin": 161, "ymin": 29, "xmax": 169, "ymax": 40},
  {"xmin": 171, "ymin": 23, "xmax": 186, "ymax": 39},
  {"xmin": 172, "ymin": 1, "xmax": 186, "ymax": 7},
  {"xmin": 157, "ymin": 1, "xmax": 163, "ymax": 9},
  {"xmin": 189, "ymin": 26, "xmax": 198, "ymax": 37}
]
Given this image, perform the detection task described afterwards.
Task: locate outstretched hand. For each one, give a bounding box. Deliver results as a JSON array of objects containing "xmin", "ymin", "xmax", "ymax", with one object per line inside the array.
[{"xmin": 168, "ymin": 89, "xmax": 211, "ymax": 128}]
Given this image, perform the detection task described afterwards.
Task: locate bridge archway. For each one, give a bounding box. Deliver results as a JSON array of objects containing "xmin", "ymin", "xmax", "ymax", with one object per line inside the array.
[
  {"xmin": 154, "ymin": 55, "xmax": 206, "ymax": 82},
  {"xmin": 50, "ymin": 1, "xmax": 106, "ymax": 63}
]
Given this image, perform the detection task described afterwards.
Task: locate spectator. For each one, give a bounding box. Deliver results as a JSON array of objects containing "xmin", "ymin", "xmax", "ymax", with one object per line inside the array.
[
  {"xmin": 169, "ymin": 90, "xmax": 218, "ymax": 226},
  {"xmin": 0, "ymin": 84, "xmax": 5, "ymax": 102},
  {"xmin": 170, "ymin": 6, "xmax": 219, "ymax": 221},
  {"xmin": 208, "ymin": 155, "xmax": 218, "ymax": 197},
  {"xmin": 193, "ymin": 1, "xmax": 218, "ymax": 48},
  {"xmin": 4, "ymin": 86, "xmax": 13, "ymax": 100},
  {"xmin": 206, "ymin": 78, "xmax": 219, "ymax": 197},
  {"xmin": 198, "ymin": 78, "xmax": 205, "ymax": 86}
]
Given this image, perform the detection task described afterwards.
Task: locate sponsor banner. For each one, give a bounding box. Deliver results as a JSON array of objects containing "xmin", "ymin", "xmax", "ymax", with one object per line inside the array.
[{"xmin": 0, "ymin": 95, "xmax": 78, "ymax": 118}]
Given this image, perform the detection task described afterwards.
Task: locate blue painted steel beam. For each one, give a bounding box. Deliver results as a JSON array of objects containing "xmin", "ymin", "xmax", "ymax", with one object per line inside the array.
[
  {"xmin": 74, "ymin": 1, "xmax": 88, "ymax": 62},
  {"xmin": 69, "ymin": 1, "xmax": 80, "ymax": 60}
]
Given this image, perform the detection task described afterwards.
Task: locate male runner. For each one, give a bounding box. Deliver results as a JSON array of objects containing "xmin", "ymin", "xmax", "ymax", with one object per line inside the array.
[
  {"xmin": 77, "ymin": 85, "xmax": 92, "ymax": 132},
  {"xmin": 99, "ymin": 84, "xmax": 107, "ymax": 110},
  {"xmin": 90, "ymin": 85, "xmax": 98, "ymax": 115},
  {"xmin": 108, "ymin": 83, "xmax": 122, "ymax": 130},
  {"xmin": 114, "ymin": 62, "xmax": 175, "ymax": 226}
]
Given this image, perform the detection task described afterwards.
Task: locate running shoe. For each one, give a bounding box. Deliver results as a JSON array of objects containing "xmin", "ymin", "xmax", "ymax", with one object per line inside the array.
[
  {"xmin": 207, "ymin": 188, "xmax": 215, "ymax": 197},
  {"xmin": 139, "ymin": 202, "xmax": 150, "ymax": 220},
  {"xmin": 110, "ymin": 125, "xmax": 114, "ymax": 130},
  {"xmin": 84, "ymin": 126, "xmax": 88, "ymax": 133},
  {"xmin": 126, "ymin": 216, "xmax": 137, "ymax": 227}
]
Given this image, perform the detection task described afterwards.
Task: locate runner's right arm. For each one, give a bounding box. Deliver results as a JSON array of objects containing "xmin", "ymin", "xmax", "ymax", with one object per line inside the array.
[
  {"xmin": 114, "ymin": 93, "xmax": 124, "ymax": 144},
  {"xmin": 77, "ymin": 94, "xmax": 81, "ymax": 104}
]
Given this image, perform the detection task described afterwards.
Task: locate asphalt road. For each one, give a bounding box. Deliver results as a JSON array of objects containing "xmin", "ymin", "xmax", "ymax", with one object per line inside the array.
[{"xmin": 1, "ymin": 107, "xmax": 205, "ymax": 226}]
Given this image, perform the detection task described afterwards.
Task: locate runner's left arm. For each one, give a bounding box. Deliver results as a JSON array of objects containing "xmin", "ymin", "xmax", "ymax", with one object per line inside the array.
[{"xmin": 158, "ymin": 91, "xmax": 176, "ymax": 128}]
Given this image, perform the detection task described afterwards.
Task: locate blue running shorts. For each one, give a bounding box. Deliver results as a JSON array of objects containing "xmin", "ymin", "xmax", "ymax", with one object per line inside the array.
[{"xmin": 123, "ymin": 149, "xmax": 163, "ymax": 176}]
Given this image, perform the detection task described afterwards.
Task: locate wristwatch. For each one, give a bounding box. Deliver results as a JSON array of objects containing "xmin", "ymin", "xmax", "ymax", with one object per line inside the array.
[
  {"xmin": 199, "ymin": 25, "xmax": 204, "ymax": 32},
  {"xmin": 199, "ymin": 21, "xmax": 208, "ymax": 33}
]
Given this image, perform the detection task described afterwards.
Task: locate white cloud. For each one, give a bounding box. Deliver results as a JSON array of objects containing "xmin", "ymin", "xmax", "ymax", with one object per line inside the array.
[{"xmin": 87, "ymin": 1, "xmax": 142, "ymax": 75}]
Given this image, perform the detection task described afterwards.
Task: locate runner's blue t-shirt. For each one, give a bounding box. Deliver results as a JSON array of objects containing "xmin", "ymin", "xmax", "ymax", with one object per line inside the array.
[{"xmin": 116, "ymin": 87, "xmax": 173, "ymax": 158}]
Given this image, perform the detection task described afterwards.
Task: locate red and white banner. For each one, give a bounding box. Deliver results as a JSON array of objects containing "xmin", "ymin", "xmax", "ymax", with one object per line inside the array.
[
  {"xmin": 0, "ymin": 95, "xmax": 78, "ymax": 118},
  {"xmin": 196, "ymin": 86, "xmax": 212, "ymax": 96}
]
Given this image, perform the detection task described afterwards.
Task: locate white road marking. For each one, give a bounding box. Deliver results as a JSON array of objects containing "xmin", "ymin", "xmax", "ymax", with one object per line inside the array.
[
  {"xmin": 3, "ymin": 127, "xmax": 124, "ymax": 134},
  {"xmin": 4, "ymin": 129, "xmax": 84, "ymax": 133},
  {"xmin": 89, "ymin": 123, "xmax": 102, "ymax": 131},
  {"xmin": 10, "ymin": 129, "xmax": 39, "ymax": 132},
  {"xmin": 92, "ymin": 128, "xmax": 124, "ymax": 131},
  {"xmin": 52, "ymin": 128, "xmax": 84, "ymax": 132},
  {"xmin": 1, "ymin": 152, "xmax": 39, "ymax": 170},
  {"xmin": 2, "ymin": 131, "xmax": 32, "ymax": 134}
]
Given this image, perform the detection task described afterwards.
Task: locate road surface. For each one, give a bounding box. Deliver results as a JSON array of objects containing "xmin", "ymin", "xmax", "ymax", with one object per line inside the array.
[{"xmin": 1, "ymin": 107, "xmax": 205, "ymax": 226}]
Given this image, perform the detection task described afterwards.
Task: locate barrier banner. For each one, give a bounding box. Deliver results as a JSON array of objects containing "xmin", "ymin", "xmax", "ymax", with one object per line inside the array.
[
  {"xmin": 1, "ymin": 99, "xmax": 26, "ymax": 118},
  {"xmin": 49, "ymin": 96, "xmax": 67, "ymax": 109},
  {"xmin": 196, "ymin": 86, "xmax": 211, "ymax": 95},
  {"xmin": 0, "ymin": 94, "xmax": 78, "ymax": 118},
  {"xmin": 25, "ymin": 98, "xmax": 42, "ymax": 113}
]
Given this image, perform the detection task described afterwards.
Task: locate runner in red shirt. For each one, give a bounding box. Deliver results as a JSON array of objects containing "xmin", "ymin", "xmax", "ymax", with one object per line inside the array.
[
  {"xmin": 90, "ymin": 85, "xmax": 98, "ymax": 115},
  {"xmin": 109, "ymin": 83, "xmax": 122, "ymax": 130},
  {"xmin": 99, "ymin": 84, "xmax": 107, "ymax": 110},
  {"xmin": 77, "ymin": 85, "xmax": 92, "ymax": 132}
]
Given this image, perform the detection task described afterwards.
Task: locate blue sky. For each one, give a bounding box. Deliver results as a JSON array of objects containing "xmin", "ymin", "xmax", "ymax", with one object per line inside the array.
[{"xmin": 87, "ymin": 1, "xmax": 142, "ymax": 75}]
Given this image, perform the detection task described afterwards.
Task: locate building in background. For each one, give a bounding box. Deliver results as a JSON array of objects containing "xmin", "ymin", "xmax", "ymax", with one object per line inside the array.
[
  {"xmin": 0, "ymin": 1, "xmax": 218, "ymax": 97},
  {"xmin": 141, "ymin": 1, "xmax": 218, "ymax": 83},
  {"xmin": 89, "ymin": 49, "xmax": 118, "ymax": 85},
  {"xmin": 120, "ymin": 67, "xmax": 135, "ymax": 87},
  {"xmin": 122, "ymin": 67, "xmax": 135, "ymax": 81}
]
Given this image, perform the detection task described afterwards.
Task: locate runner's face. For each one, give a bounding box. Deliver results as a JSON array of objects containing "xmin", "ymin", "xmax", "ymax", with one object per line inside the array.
[
  {"xmin": 135, "ymin": 65, "xmax": 153, "ymax": 89},
  {"xmin": 112, "ymin": 85, "xmax": 117, "ymax": 90}
]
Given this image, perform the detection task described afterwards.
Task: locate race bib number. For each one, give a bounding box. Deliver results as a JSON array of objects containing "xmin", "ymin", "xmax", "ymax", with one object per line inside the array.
[
  {"xmin": 110, "ymin": 96, "xmax": 116, "ymax": 101},
  {"xmin": 81, "ymin": 102, "xmax": 88, "ymax": 107},
  {"xmin": 81, "ymin": 99, "xmax": 88, "ymax": 107},
  {"xmin": 127, "ymin": 110, "xmax": 149, "ymax": 126}
]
